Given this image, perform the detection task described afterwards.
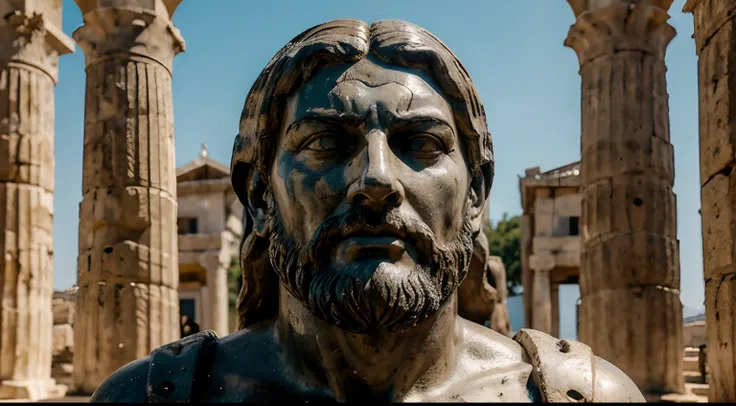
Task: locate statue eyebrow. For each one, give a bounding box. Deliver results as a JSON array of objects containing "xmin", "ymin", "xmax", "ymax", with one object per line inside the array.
[
  {"xmin": 286, "ymin": 108, "xmax": 454, "ymax": 134},
  {"xmin": 286, "ymin": 109, "xmax": 365, "ymax": 133},
  {"xmin": 390, "ymin": 112, "xmax": 453, "ymax": 130}
]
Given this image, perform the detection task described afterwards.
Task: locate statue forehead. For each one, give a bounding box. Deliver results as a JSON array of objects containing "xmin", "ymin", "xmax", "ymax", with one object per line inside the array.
[{"xmin": 287, "ymin": 56, "xmax": 453, "ymax": 121}]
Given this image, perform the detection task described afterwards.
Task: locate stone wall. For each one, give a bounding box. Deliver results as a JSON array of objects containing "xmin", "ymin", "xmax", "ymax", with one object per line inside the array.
[
  {"xmin": 51, "ymin": 289, "xmax": 77, "ymax": 387},
  {"xmin": 683, "ymin": 321, "xmax": 706, "ymax": 349}
]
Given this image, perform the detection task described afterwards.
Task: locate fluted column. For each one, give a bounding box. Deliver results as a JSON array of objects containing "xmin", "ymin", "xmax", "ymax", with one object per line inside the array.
[
  {"xmin": 683, "ymin": 0, "xmax": 736, "ymax": 401},
  {"xmin": 72, "ymin": 0, "xmax": 185, "ymax": 394},
  {"xmin": 565, "ymin": 0, "xmax": 683, "ymax": 395},
  {"xmin": 0, "ymin": 1, "xmax": 73, "ymax": 400}
]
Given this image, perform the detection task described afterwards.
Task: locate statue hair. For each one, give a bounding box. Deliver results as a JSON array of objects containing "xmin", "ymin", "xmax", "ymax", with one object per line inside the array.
[{"xmin": 230, "ymin": 19, "xmax": 495, "ymax": 329}]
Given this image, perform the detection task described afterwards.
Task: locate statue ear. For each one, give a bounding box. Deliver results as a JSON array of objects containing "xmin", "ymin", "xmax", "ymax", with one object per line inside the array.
[
  {"xmin": 246, "ymin": 168, "xmax": 270, "ymax": 237},
  {"xmin": 468, "ymin": 164, "xmax": 492, "ymax": 235}
]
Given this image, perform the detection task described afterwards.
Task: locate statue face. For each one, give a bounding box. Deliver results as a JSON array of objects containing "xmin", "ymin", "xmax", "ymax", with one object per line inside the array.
[{"xmin": 266, "ymin": 55, "xmax": 475, "ymax": 333}]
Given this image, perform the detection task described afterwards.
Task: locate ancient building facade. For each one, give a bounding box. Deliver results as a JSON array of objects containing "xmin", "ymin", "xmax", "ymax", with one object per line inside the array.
[
  {"xmin": 519, "ymin": 162, "xmax": 581, "ymax": 339},
  {"xmin": 71, "ymin": 0, "xmax": 185, "ymax": 394},
  {"xmin": 176, "ymin": 146, "xmax": 243, "ymax": 337},
  {"xmin": 0, "ymin": 0, "xmax": 74, "ymax": 400}
]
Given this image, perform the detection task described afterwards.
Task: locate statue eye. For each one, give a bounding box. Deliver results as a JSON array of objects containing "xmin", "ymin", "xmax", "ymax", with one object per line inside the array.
[
  {"xmin": 407, "ymin": 135, "xmax": 443, "ymax": 155},
  {"xmin": 304, "ymin": 134, "xmax": 339, "ymax": 152}
]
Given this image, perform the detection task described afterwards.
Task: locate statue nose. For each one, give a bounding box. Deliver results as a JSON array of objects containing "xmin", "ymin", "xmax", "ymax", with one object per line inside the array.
[{"xmin": 348, "ymin": 131, "xmax": 404, "ymax": 210}]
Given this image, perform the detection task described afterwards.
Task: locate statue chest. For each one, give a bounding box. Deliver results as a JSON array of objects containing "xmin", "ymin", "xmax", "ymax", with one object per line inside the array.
[{"xmin": 196, "ymin": 364, "xmax": 536, "ymax": 403}]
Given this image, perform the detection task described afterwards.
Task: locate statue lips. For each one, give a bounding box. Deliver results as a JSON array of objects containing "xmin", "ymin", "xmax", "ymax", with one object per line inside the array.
[
  {"xmin": 308, "ymin": 210, "xmax": 436, "ymax": 268},
  {"xmin": 339, "ymin": 228, "xmax": 409, "ymax": 263}
]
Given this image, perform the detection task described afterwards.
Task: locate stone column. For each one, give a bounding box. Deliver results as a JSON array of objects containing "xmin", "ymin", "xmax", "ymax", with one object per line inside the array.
[
  {"xmin": 72, "ymin": 0, "xmax": 185, "ymax": 394},
  {"xmin": 551, "ymin": 284, "xmax": 559, "ymax": 338},
  {"xmin": 203, "ymin": 253, "xmax": 228, "ymax": 338},
  {"xmin": 565, "ymin": 0, "xmax": 683, "ymax": 395},
  {"xmin": 0, "ymin": 2, "xmax": 74, "ymax": 401},
  {"xmin": 200, "ymin": 282, "xmax": 212, "ymax": 330},
  {"xmin": 520, "ymin": 214, "xmax": 532, "ymax": 328},
  {"xmin": 529, "ymin": 255, "xmax": 553, "ymax": 335},
  {"xmin": 575, "ymin": 298, "xmax": 581, "ymax": 340},
  {"xmin": 683, "ymin": 0, "xmax": 736, "ymax": 401}
]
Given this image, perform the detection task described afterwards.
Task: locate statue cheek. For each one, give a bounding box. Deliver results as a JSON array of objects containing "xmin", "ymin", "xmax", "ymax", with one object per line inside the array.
[
  {"xmin": 314, "ymin": 170, "xmax": 347, "ymax": 207},
  {"xmin": 418, "ymin": 165, "xmax": 468, "ymax": 238},
  {"xmin": 285, "ymin": 171, "xmax": 345, "ymax": 239}
]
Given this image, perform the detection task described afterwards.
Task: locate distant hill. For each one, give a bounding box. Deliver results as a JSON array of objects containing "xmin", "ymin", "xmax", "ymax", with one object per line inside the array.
[{"xmin": 683, "ymin": 306, "xmax": 705, "ymax": 320}]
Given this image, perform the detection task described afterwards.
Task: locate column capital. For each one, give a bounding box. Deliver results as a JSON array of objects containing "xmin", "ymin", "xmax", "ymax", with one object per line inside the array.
[
  {"xmin": 564, "ymin": 1, "xmax": 676, "ymax": 65},
  {"xmin": 529, "ymin": 253, "xmax": 555, "ymax": 273},
  {"xmin": 72, "ymin": 4, "xmax": 185, "ymax": 73},
  {"xmin": 0, "ymin": 9, "xmax": 74, "ymax": 83},
  {"xmin": 682, "ymin": 0, "xmax": 736, "ymax": 55}
]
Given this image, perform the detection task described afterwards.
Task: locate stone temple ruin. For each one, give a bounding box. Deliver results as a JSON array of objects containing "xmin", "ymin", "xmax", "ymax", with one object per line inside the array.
[
  {"xmin": 0, "ymin": 0, "xmax": 734, "ymax": 402},
  {"xmin": 519, "ymin": 162, "xmax": 581, "ymax": 339},
  {"xmin": 520, "ymin": 162, "xmax": 710, "ymax": 401},
  {"xmin": 47, "ymin": 147, "xmax": 244, "ymax": 392},
  {"xmin": 174, "ymin": 145, "xmax": 243, "ymax": 339}
]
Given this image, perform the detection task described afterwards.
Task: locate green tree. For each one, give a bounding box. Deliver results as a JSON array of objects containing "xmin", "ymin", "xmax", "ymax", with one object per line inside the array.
[
  {"xmin": 484, "ymin": 213, "xmax": 522, "ymax": 296},
  {"xmin": 227, "ymin": 256, "xmax": 243, "ymax": 331}
]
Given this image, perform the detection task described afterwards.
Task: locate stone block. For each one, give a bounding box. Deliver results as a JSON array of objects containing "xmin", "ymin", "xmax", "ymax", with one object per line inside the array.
[
  {"xmin": 0, "ymin": 379, "xmax": 67, "ymax": 401},
  {"xmin": 696, "ymin": 19, "xmax": 736, "ymax": 185},
  {"xmin": 579, "ymin": 286, "xmax": 683, "ymax": 394},
  {"xmin": 683, "ymin": 321, "xmax": 707, "ymax": 349},
  {"xmin": 80, "ymin": 60, "xmax": 176, "ymax": 194},
  {"xmin": 532, "ymin": 235, "xmax": 580, "ymax": 255},
  {"xmin": 77, "ymin": 240, "xmax": 177, "ymax": 288},
  {"xmin": 583, "ymin": 176, "xmax": 677, "ymax": 240},
  {"xmin": 77, "ymin": 187, "xmax": 177, "ymax": 242},
  {"xmin": 688, "ymin": 0, "xmax": 736, "ymax": 54},
  {"xmin": 178, "ymin": 233, "xmax": 224, "ymax": 251},
  {"xmin": 52, "ymin": 324, "xmax": 73, "ymax": 359},
  {"xmin": 534, "ymin": 202, "xmax": 553, "ymax": 237},
  {"xmin": 75, "ymin": 0, "xmax": 183, "ymax": 18},
  {"xmin": 552, "ymin": 193, "xmax": 581, "ymax": 217},
  {"xmin": 0, "ymin": 183, "xmax": 54, "ymax": 254},
  {"xmin": 704, "ymin": 275, "xmax": 736, "ymax": 401},
  {"xmin": 51, "ymin": 363, "xmax": 73, "ymax": 387},
  {"xmin": 52, "ymin": 297, "xmax": 75, "ymax": 325},
  {"xmin": 581, "ymin": 230, "xmax": 680, "ymax": 293},
  {"xmin": 534, "ymin": 197, "xmax": 554, "ymax": 214},
  {"xmin": 581, "ymin": 134, "xmax": 674, "ymax": 186},
  {"xmin": 72, "ymin": 282, "xmax": 179, "ymax": 394},
  {"xmin": 700, "ymin": 169, "xmax": 736, "ymax": 279}
]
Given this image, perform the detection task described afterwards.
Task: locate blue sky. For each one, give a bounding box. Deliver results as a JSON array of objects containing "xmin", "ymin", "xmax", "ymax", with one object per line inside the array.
[{"xmin": 52, "ymin": 0, "xmax": 704, "ymax": 314}]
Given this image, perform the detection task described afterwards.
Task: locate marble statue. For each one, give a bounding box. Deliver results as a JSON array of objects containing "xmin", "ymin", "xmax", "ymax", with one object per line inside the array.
[{"xmin": 89, "ymin": 19, "xmax": 645, "ymax": 403}]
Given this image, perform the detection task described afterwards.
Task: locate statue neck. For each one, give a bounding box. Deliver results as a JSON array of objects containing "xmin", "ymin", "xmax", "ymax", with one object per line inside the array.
[{"xmin": 277, "ymin": 286, "xmax": 459, "ymax": 402}]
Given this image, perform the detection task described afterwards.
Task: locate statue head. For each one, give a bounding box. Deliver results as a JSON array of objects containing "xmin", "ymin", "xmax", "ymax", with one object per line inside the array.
[{"xmin": 231, "ymin": 19, "xmax": 494, "ymax": 333}]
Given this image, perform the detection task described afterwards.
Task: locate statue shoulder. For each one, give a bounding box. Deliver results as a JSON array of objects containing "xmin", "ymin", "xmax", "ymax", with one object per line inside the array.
[
  {"xmin": 88, "ymin": 356, "xmax": 150, "ymax": 403},
  {"xmin": 513, "ymin": 328, "xmax": 645, "ymax": 403},
  {"xmin": 90, "ymin": 330, "xmax": 220, "ymax": 403}
]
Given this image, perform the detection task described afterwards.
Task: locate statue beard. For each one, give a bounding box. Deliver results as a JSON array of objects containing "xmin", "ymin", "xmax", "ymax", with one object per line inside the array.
[{"xmin": 267, "ymin": 205, "xmax": 475, "ymax": 334}]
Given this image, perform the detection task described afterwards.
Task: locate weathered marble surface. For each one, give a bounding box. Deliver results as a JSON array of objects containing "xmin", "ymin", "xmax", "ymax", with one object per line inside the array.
[
  {"xmin": 565, "ymin": 0, "xmax": 683, "ymax": 395},
  {"xmin": 0, "ymin": 0, "xmax": 73, "ymax": 400},
  {"xmin": 683, "ymin": 0, "xmax": 736, "ymax": 401},
  {"xmin": 71, "ymin": 0, "xmax": 185, "ymax": 394}
]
